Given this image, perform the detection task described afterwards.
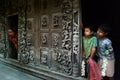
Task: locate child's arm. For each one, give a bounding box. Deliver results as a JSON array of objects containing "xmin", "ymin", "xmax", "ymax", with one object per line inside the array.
[
  {"xmin": 90, "ymin": 37, "xmax": 97, "ymax": 59},
  {"xmin": 90, "ymin": 47, "xmax": 96, "ymax": 59},
  {"xmin": 105, "ymin": 40, "xmax": 113, "ymax": 55},
  {"xmin": 82, "ymin": 51, "xmax": 85, "ymax": 58}
]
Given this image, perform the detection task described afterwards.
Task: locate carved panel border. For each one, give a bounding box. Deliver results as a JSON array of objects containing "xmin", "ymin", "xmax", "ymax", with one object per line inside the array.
[
  {"xmin": 18, "ymin": 0, "xmax": 28, "ymax": 63},
  {"xmin": 61, "ymin": 0, "xmax": 73, "ymax": 75}
]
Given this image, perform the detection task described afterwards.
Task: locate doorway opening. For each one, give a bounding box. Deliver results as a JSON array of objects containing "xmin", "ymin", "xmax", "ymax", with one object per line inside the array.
[
  {"xmin": 81, "ymin": 0, "xmax": 120, "ymax": 79},
  {"xmin": 7, "ymin": 15, "xmax": 18, "ymax": 60}
]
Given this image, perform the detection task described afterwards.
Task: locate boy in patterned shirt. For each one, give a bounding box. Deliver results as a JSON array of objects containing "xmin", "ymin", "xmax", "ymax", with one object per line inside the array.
[{"xmin": 97, "ymin": 24, "xmax": 115, "ymax": 80}]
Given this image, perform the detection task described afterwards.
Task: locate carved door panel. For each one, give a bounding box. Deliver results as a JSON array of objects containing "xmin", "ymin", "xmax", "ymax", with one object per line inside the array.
[
  {"xmin": 40, "ymin": 12, "xmax": 62, "ymax": 66},
  {"xmin": 39, "ymin": 0, "xmax": 82, "ymax": 76},
  {"xmin": 18, "ymin": 0, "xmax": 82, "ymax": 77}
]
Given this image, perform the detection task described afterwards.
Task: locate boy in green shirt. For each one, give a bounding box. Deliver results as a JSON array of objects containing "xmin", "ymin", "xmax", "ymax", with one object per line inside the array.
[
  {"xmin": 83, "ymin": 25, "xmax": 97, "ymax": 59},
  {"xmin": 81, "ymin": 25, "xmax": 97, "ymax": 77}
]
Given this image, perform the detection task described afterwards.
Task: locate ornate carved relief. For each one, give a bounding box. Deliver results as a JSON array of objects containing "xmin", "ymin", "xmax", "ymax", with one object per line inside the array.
[
  {"xmin": 41, "ymin": 33, "xmax": 48, "ymax": 47},
  {"xmin": 41, "ymin": 15, "xmax": 49, "ymax": 29},
  {"xmin": 62, "ymin": 0, "xmax": 72, "ymax": 51},
  {"xmin": 26, "ymin": 18, "xmax": 35, "ymax": 65},
  {"xmin": 18, "ymin": 1, "xmax": 29, "ymax": 63},
  {"xmin": 52, "ymin": 33, "xmax": 60, "ymax": 48},
  {"xmin": 62, "ymin": 29, "xmax": 72, "ymax": 50},
  {"xmin": 42, "ymin": 34, "xmax": 47, "ymax": 44},
  {"xmin": 17, "ymin": 0, "xmax": 82, "ymax": 78},
  {"xmin": 73, "ymin": 11, "xmax": 79, "ymax": 59},
  {"xmin": 18, "ymin": 17, "xmax": 35, "ymax": 64},
  {"xmin": 0, "ymin": 25, "xmax": 5, "ymax": 58},
  {"xmin": 51, "ymin": 49, "xmax": 72, "ymax": 75},
  {"xmin": 72, "ymin": 8, "xmax": 81, "ymax": 77},
  {"xmin": 18, "ymin": 17, "xmax": 27, "ymax": 63},
  {"xmin": 52, "ymin": 13, "xmax": 61, "ymax": 28},
  {"xmin": 28, "ymin": 46, "xmax": 35, "ymax": 65},
  {"xmin": 57, "ymin": 0, "xmax": 73, "ymax": 75},
  {"xmin": 40, "ymin": 48, "xmax": 49, "ymax": 65}
]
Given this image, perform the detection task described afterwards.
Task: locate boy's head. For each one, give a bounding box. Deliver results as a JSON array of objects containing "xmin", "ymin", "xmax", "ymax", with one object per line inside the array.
[
  {"xmin": 8, "ymin": 29, "xmax": 15, "ymax": 37},
  {"xmin": 84, "ymin": 25, "xmax": 94, "ymax": 37},
  {"xmin": 97, "ymin": 24, "xmax": 111, "ymax": 38}
]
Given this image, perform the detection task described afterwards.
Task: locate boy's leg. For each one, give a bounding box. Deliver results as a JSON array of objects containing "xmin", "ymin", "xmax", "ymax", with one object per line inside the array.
[
  {"xmin": 87, "ymin": 63, "xmax": 90, "ymax": 79},
  {"xmin": 106, "ymin": 60, "xmax": 115, "ymax": 80},
  {"xmin": 98, "ymin": 59, "xmax": 106, "ymax": 79},
  {"xmin": 106, "ymin": 60, "xmax": 115, "ymax": 77}
]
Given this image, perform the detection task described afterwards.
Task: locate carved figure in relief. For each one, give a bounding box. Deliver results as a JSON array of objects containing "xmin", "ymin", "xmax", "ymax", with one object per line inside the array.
[
  {"xmin": 41, "ymin": 51, "xmax": 48, "ymax": 64},
  {"xmin": 41, "ymin": 17, "xmax": 47, "ymax": 27},
  {"xmin": 53, "ymin": 34, "xmax": 59, "ymax": 47},
  {"xmin": 53, "ymin": 16, "xmax": 59, "ymax": 27},
  {"xmin": 42, "ymin": 34, "xmax": 47, "ymax": 44}
]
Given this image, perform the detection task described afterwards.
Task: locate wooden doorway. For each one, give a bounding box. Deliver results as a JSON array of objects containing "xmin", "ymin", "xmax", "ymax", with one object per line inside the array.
[{"xmin": 7, "ymin": 15, "xmax": 18, "ymax": 60}]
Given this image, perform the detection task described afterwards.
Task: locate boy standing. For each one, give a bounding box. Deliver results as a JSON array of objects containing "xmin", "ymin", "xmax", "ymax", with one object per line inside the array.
[
  {"xmin": 81, "ymin": 25, "xmax": 97, "ymax": 77},
  {"xmin": 97, "ymin": 24, "xmax": 115, "ymax": 80}
]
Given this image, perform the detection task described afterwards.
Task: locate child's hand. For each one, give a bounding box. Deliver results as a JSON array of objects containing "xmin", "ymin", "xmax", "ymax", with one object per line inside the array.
[
  {"xmin": 104, "ymin": 50, "xmax": 109, "ymax": 56},
  {"xmin": 87, "ymin": 60, "xmax": 89, "ymax": 64},
  {"xmin": 82, "ymin": 53, "xmax": 85, "ymax": 59},
  {"xmin": 80, "ymin": 23, "xmax": 83, "ymax": 29}
]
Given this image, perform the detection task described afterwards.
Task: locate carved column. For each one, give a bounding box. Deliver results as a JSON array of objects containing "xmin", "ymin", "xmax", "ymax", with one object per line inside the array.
[
  {"xmin": 61, "ymin": 0, "xmax": 73, "ymax": 75},
  {"xmin": 0, "ymin": 24, "xmax": 6, "ymax": 58},
  {"xmin": 72, "ymin": 0, "xmax": 82, "ymax": 77},
  {"xmin": 61, "ymin": 0, "xmax": 82, "ymax": 76},
  {"xmin": 18, "ymin": 0, "xmax": 35, "ymax": 65},
  {"xmin": 18, "ymin": 0, "xmax": 29, "ymax": 63}
]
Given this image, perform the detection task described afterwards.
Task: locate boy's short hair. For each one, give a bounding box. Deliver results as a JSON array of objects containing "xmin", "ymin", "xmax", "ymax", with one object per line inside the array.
[
  {"xmin": 84, "ymin": 25, "xmax": 95, "ymax": 32},
  {"xmin": 98, "ymin": 24, "xmax": 111, "ymax": 33},
  {"xmin": 8, "ymin": 27, "xmax": 18, "ymax": 33}
]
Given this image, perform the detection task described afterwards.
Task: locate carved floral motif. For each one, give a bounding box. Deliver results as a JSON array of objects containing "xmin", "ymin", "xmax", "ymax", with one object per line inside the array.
[
  {"xmin": 18, "ymin": 1, "xmax": 35, "ymax": 64},
  {"xmin": 17, "ymin": 0, "xmax": 81, "ymax": 77},
  {"xmin": 52, "ymin": 49, "xmax": 72, "ymax": 75},
  {"xmin": 57, "ymin": 0, "xmax": 73, "ymax": 75}
]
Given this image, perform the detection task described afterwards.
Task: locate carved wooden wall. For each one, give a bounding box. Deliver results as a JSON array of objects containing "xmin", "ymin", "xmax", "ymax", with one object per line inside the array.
[
  {"xmin": 2, "ymin": 0, "xmax": 82, "ymax": 77},
  {"xmin": 0, "ymin": 24, "xmax": 6, "ymax": 58}
]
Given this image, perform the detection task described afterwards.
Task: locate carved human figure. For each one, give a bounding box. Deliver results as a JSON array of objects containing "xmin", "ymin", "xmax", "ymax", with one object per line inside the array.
[
  {"xmin": 42, "ymin": 17, "xmax": 47, "ymax": 27},
  {"xmin": 42, "ymin": 34, "xmax": 47, "ymax": 44},
  {"xmin": 53, "ymin": 34, "xmax": 59, "ymax": 47},
  {"xmin": 53, "ymin": 16, "xmax": 59, "ymax": 27}
]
